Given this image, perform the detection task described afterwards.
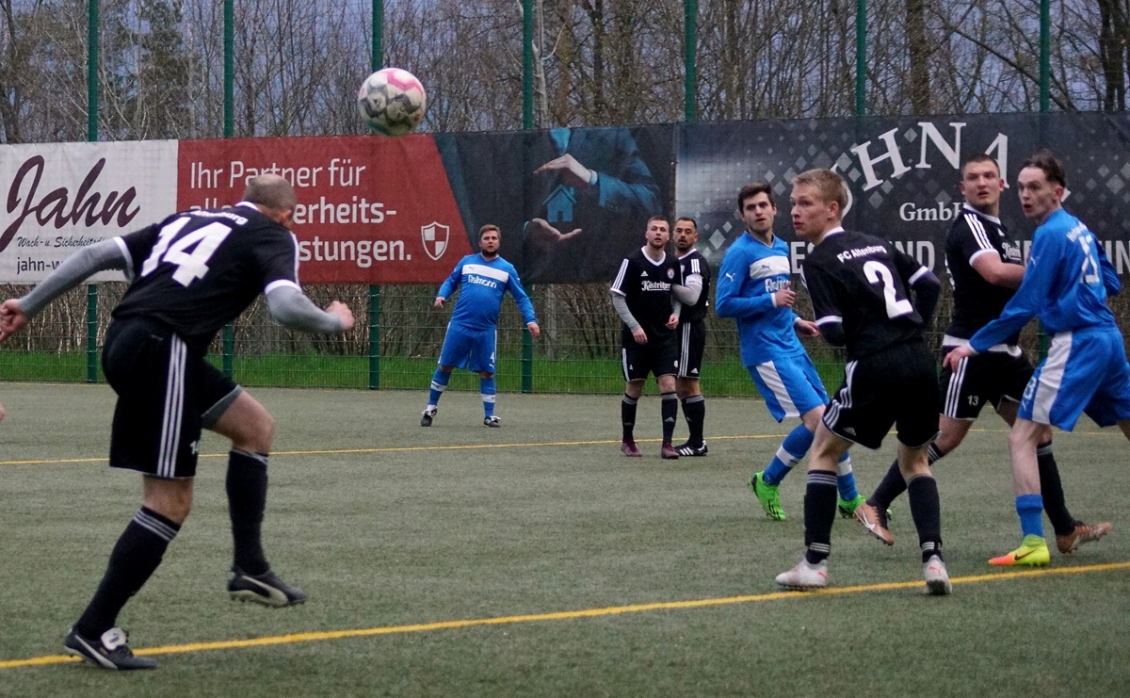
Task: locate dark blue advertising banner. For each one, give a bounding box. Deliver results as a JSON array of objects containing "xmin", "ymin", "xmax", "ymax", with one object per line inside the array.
[
  {"xmin": 436, "ymin": 112, "xmax": 1130, "ymax": 284},
  {"xmin": 676, "ymin": 113, "xmax": 1130, "ymax": 279}
]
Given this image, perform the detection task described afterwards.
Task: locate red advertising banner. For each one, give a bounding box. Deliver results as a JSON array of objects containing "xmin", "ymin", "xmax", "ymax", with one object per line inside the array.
[{"xmin": 176, "ymin": 135, "xmax": 472, "ymax": 284}]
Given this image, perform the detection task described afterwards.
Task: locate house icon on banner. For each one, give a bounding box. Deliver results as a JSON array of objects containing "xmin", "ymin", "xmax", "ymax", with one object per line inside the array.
[{"xmin": 543, "ymin": 184, "xmax": 577, "ymax": 224}]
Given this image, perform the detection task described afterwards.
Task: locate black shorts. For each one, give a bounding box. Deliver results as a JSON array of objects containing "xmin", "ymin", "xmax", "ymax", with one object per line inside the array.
[
  {"xmin": 939, "ymin": 347, "xmax": 1032, "ymax": 420},
  {"xmin": 823, "ymin": 340, "xmax": 940, "ymax": 450},
  {"xmin": 102, "ymin": 318, "xmax": 241, "ymax": 478},
  {"xmin": 622, "ymin": 337, "xmax": 680, "ymax": 382},
  {"xmin": 676, "ymin": 320, "xmax": 706, "ymax": 379}
]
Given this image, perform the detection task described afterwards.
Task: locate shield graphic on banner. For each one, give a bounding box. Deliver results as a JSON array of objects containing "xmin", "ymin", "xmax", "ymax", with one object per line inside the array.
[{"xmin": 421, "ymin": 222, "xmax": 450, "ymax": 261}]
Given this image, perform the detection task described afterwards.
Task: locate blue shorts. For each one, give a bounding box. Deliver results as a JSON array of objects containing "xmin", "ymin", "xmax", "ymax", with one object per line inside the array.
[
  {"xmin": 1020, "ymin": 326, "xmax": 1130, "ymax": 430},
  {"xmin": 748, "ymin": 354, "xmax": 829, "ymax": 422},
  {"xmin": 438, "ymin": 322, "xmax": 497, "ymax": 374}
]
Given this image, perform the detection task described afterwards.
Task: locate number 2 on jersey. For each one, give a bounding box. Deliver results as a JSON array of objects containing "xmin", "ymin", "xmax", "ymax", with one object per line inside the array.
[
  {"xmin": 863, "ymin": 260, "xmax": 913, "ymax": 318},
  {"xmin": 140, "ymin": 219, "xmax": 232, "ymax": 287}
]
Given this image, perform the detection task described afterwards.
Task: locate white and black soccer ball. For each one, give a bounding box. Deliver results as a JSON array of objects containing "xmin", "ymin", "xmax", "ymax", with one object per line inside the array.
[{"xmin": 357, "ymin": 68, "xmax": 426, "ymax": 136}]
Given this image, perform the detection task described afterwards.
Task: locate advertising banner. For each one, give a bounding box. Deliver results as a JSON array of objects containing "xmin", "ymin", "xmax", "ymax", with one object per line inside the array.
[
  {"xmin": 677, "ymin": 113, "xmax": 1130, "ymax": 278},
  {"xmin": 1, "ymin": 113, "xmax": 1128, "ymax": 285},
  {"xmin": 0, "ymin": 141, "xmax": 177, "ymax": 283},
  {"xmin": 177, "ymin": 135, "xmax": 471, "ymax": 284}
]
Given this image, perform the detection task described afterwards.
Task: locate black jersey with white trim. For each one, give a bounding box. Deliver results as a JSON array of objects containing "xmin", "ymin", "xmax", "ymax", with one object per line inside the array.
[
  {"xmin": 678, "ymin": 249, "xmax": 711, "ymax": 323},
  {"xmin": 611, "ymin": 247, "xmax": 683, "ymax": 342},
  {"xmin": 801, "ymin": 229, "xmax": 930, "ymax": 360},
  {"xmin": 945, "ymin": 205, "xmax": 1023, "ymax": 342},
  {"xmin": 112, "ymin": 203, "xmax": 300, "ymax": 355}
]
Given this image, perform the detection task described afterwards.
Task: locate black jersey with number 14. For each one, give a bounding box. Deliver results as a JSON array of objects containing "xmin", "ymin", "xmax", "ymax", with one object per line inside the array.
[
  {"xmin": 801, "ymin": 229, "xmax": 930, "ymax": 360},
  {"xmin": 112, "ymin": 203, "xmax": 301, "ymax": 355}
]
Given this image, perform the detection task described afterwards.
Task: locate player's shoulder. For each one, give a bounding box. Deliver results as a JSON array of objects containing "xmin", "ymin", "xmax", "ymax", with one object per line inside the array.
[
  {"xmin": 1039, "ymin": 207, "xmax": 1084, "ymax": 235},
  {"xmin": 948, "ymin": 206, "xmax": 1002, "ymax": 238}
]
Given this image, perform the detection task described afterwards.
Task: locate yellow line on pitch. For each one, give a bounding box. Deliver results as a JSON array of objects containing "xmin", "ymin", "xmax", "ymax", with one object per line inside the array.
[
  {"xmin": 3, "ymin": 560, "xmax": 1128, "ymax": 670},
  {"xmin": 0, "ymin": 434, "xmax": 780, "ymax": 467}
]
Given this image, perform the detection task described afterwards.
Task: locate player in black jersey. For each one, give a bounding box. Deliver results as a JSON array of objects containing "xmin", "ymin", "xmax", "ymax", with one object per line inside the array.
[
  {"xmin": 854, "ymin": 155, "xmax": 1110, "ymax": 554},
  {"xmin": 671, "ymin": 217, "xmax": 712, "ymax": 456},
  {"xmin": 611, "ymin": 216, "xmax": 684, "ymax": 459},
  {"xmin": 0, "ymin": 175, "xmax": 354, "ymax": 669},
  {"xmin": 774, "ymin": 168, "xmax": 951, "ymax": 595}
]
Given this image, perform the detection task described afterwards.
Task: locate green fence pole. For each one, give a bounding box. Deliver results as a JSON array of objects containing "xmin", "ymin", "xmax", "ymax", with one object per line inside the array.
[
  {"xmin": 368, "ymin": 0, "xmax": 384, "ymax": 390},
  {"xmin": 521, "ymin": 0, "xmax": 535, "ymax": 393},
  {"xmin": 86, "ymin": 286, "xmax": 98, "ymax": 382},
  {"xmin": 369, "ymin": 285, "xmax": 381, "ymax": 389},
  {"xmin": 221, "ymin": 0, "xmax": 235, "ymax": 377},
  {"xmin": 684, "ymin": 0, "xmax": 696, "ymax": 121},
  {"xmin": 855, "ymin": 0, "xmax": 867, "ymax": 117},
  {"xmin": 85, "ymin": 0, "xmax": 99, "ymax": 382},
  {"xmin": 1039, "ymin": 0, "xmax": 1050, "ymax": 113},
  {"xmin": 1036, "ymin": 0, "xmax": 1050, "ymax": 360}
]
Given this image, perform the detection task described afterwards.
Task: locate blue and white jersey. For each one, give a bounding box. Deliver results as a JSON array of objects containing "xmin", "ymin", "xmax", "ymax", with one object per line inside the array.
[
  {"xmin": 970, "ymin": 208, "xmax": 1120, "ymax": 352},
  {"xmin": 715, "ymin": 232, "xmax": 806, "ymax": 366},
  {"xmin": 438, "ymin": 254, "xmax": 537, "ymax": 331}
]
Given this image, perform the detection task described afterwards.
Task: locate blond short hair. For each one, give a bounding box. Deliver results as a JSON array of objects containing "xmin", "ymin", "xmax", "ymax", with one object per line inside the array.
[{"xmin": 792, "ymin": 169, "xmax": 847, "ymax": 214}]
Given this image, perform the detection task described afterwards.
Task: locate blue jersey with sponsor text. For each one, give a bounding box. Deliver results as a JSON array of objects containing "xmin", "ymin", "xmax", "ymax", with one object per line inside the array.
[
  {"xmin": 438, "ymin": 253, "xmax": 537, "ymax": 331},
  {"xmin": 970, "ymin": 208, "xmax": 1120, "ymax": 352},
  {"xmin": 715, "ymin": 232, "xmax": 806, "ymax": 366}
]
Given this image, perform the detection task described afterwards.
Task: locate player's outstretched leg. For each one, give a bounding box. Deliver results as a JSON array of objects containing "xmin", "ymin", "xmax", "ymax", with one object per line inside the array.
[
  {"xmin": 990, "ymin": 494, "xmax": 1050, "ymax": 566},
  {"xmin": 749, "ymin": 423, "xmax": 811, "ymax": 520},
  {"xmin": 422, "ymin": 367, "xmax": 451, "ymax": 427},
  {"xmin": 834, "ymin": 452, "xmax": 866, "ymax": 517},
  {"xmin": 225, "ymin": 451, "xmax": 307, "ymax": 606},
  {"xmin": 67, "ymin": 503, "xmax": 180, "ymax": 669},
  {"xmin": 481, "ymin": 375, "xmax": 500, "ymax": 427},
  {"xmin": 906, "ymin": 474, "xmax": 950, "ymax": 595},
  {"xmin": 621, "ymin": 393, "xmax": 642, "ymax": 456},
  {"xmin": 660, "ymin": 391, "xmax": 679, "ymax": 459},
  {"xmin": 776, "ymin": 470, "xmax": 837, "ymax": 589},
  {"xmin": 675, "ymin": 395, "xmax": 708, "ymax": 456},
  {"xmin": 224, "ymin": 449, "xmax": 308, "ymax": 607},
  {"xmin": 1035, "ymin": 440, "xmax": 1113, "ymax": 553}
]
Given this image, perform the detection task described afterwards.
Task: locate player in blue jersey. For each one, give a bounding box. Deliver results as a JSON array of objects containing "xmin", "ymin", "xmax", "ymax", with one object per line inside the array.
[
  {"xmin": 716, "ymin": 183, "xmax": 866, "ymax": 521},
  {"xmin": 421, "ymin": 224, "xmax": 540, "ymax": 428},
  {"xmin": 945, "ymin": 150, "xmax": 1130, "ymax": 566},
  {"xmin": 854, "ymin": 155, "xmax": 1110, "ymax": 553}
]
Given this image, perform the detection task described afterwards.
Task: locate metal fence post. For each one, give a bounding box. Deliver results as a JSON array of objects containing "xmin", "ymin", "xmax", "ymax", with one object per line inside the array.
[
  {"xmin": 522, "ymin": 285, "xmax": 533, "ymax": 393},
  {"xmin": 86, "ymin": 285, "xmax": 98, "ymax": 382},
  {"xmin": 369, "ymin": 285, "xmax": 381, "ymax": 389},
  {"xmin": 86, "ymin": 0, "xmax": 99, "ymax": 383}
]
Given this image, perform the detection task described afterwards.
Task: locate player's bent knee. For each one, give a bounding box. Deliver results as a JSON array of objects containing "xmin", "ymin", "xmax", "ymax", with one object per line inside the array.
[
  {"xmin": 142, "ymin": 476, "xmax": 194, "ymax": 524},
  {"xmin": 211, "ymin": 392, "xmax": 275, "ymax": 453}
]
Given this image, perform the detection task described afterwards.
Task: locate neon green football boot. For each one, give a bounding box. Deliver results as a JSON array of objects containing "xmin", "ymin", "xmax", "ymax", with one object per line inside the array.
[
  {"xmin": 749, "ymin": 472, "xmax": 785, "ymax": 521},
  {"xmin": 989, "ymin": 534, "xmax": 1051, "ymax": 566}
]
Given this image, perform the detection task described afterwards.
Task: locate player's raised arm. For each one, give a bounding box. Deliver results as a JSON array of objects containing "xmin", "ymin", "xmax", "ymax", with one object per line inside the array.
[
  {"xmin": 0, "ymin": 238, "xmax": 129, "ymax": 342},
  {"xmin": 265, "ymin": 286, "xmax": 353, "ymax": 332}
]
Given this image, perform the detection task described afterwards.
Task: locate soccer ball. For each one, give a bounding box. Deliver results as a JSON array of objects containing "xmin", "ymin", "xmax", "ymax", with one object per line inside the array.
[{"xmin": 357, "ymin": 68, "xmax": 426, "ymax": 136}]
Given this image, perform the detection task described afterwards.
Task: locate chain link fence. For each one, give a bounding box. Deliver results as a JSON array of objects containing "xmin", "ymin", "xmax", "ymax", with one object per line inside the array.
[{"xmin": 2, "ymin": 282, "xmax": 1126, "ymax": 397}]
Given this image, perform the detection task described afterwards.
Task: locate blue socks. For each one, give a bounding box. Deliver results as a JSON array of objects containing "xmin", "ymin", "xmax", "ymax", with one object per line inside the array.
[
  {"xmin": 1016, "ymin": 493, "xmax": 1045, "ymax": 538},
  {"xmin": 480, "ymin": 376, "xmax": 496, "ymax": 418},
  {"xmin": 835, "ymin": 452, "xmax": 860, "ymax": 501},
  {"xmin": 428, "ymin": 368, "xmax": 451, "ymax": 406},
  {"xmin": 761, "ymin": 424, "xmax": 859, "ymax": 501},
  {"xmin": 762, "ymin": 423, "xmax": 814, "ymax": 485}
]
